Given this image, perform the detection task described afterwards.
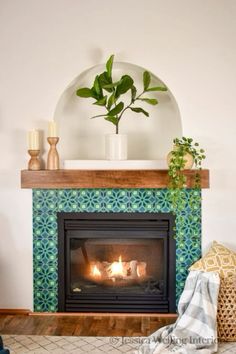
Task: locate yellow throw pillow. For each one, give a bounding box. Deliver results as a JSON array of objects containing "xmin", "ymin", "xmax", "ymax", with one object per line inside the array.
[{"xmin": 190, "ymin": 241, "xmax": 236, "ymax": 278}]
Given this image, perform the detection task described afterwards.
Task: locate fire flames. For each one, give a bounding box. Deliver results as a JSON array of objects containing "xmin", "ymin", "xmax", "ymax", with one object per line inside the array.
[
  {"xmin": 110, "ymin": 256, "xmax": 124, "ymax": 277},
  {"xmin": 90, "ymin": 255, "xmax": 146, "ymax": 282},
  {"xmin": 92, "ymin": 264, "xmax": 101, "ymax": 277}
]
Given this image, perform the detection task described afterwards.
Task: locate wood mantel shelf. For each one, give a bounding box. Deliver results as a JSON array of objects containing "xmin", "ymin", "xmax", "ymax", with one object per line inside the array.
[{"xmin": 21, "ymin": 169, "xmax": 209, "ymax": 189}]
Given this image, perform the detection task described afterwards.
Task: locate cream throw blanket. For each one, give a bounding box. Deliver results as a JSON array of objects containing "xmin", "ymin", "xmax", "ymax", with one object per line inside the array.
[{"xmin": 136, "ymin": 271, "xmax": 220, "ymax": 354}]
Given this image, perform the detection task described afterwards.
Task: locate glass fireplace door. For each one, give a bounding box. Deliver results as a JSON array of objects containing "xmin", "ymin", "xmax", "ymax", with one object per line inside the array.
[{"xmin": 69, "ymin": 234, "xmax": 166, "ymax": 297}]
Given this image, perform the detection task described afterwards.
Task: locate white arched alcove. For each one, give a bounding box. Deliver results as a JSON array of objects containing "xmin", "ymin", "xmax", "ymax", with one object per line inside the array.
[{"xmin": 54, "ymin": 62, "xmax": 182, "ymax": 161}]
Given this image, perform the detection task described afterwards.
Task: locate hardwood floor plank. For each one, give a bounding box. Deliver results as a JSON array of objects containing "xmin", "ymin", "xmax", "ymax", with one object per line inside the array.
[{"xmin": 0, "ymin": 314, "xmax": 176, "ymax": 337}]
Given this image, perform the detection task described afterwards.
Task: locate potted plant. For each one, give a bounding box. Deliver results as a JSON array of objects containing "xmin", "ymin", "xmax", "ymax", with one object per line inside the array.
[
  {"xmin": 167, "ymin": 137, "xmax": 206, "ymax": 243},
  {"xmin": 167, "ymin": 136, "xmax": 206, "ymax": 210},
  {"xmin": 76, "ymin": 54, "xmax": 168, "ymax": 160}
]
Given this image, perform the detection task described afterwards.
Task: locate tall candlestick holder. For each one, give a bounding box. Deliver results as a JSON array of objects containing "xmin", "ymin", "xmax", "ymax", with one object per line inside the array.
[
  {"xmin": 28, "ymin": 150, "xmax": 41, "ymax": 170},
  {"xmin": 47, "ymin": 137, "xmax": 60, "ymax": 170}
]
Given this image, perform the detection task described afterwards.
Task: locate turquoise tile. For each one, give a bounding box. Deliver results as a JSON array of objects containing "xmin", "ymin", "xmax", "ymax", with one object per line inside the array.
[
  {"xmin": 57, "ymin": 189, "xmax": 79, "ymax": 212},
  {"xmin": 33, "ymin": 212, "xmax": 58, "ymax": 241},
  {"xmin": 33, "ymin": 188, "xmax": 201, "ymax": 312},
  {"xmin": 33, "ymin": 189, "xmax": 58, "ymax": 214}
]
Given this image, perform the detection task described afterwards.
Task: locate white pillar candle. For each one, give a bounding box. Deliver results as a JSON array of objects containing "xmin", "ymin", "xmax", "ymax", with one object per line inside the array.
[
  {"xmin": 27, "ymin": 130, "xmax": 39, "ymax": 150},
  {"xmin": 48, "ymin": 121, "xmax": 58, "ymax": 137}
]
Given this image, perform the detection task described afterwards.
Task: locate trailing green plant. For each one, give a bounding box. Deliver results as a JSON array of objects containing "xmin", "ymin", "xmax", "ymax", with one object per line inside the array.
[
  {"xmin": 167, "ymin": 137, "xmax": 206, "ymax": 242},
  {"xmin": 168, "ymin": 137, "xmax": 206, "ymax": 191},
  {"xmin": 76, "ymin": 54, "xmax": 168, "ymax": 134}
]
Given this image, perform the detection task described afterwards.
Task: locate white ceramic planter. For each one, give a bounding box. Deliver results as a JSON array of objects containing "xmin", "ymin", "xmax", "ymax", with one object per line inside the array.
[{"xmin": 105, "ymin": 134, "xmax": 127, "ymax": 160}]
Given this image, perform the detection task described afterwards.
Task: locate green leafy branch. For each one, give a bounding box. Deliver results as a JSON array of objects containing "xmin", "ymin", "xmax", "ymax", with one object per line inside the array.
[{"xmin": 76, "ymin": 55, "xmax": 168, "ymax": 134}]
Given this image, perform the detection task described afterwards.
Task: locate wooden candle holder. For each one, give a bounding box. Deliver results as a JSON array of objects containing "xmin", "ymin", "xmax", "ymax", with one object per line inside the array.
[
  {"xmin": 47, "ymin": 137, "xmax": 60, "ymax": 170},
  {"xmin": 28, "ymin": 150, "xmax": 41, "ymax": 171}
]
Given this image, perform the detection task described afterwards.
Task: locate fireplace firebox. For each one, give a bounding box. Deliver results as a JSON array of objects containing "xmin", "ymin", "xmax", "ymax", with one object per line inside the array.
[{"xmin": 58, "ymin": 213, "xmax": 176, "ymax": 313}]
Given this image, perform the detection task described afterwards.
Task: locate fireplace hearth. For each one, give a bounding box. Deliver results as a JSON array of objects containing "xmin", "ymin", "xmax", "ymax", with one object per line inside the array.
[{"xmin": 58, "ymin": 213, "xmax": 176, "ymax": 313}]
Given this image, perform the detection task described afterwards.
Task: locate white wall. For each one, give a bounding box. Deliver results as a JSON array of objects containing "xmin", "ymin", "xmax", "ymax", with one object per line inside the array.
[{"xmin": 0, "ymin": 0, "xmax": 236, "ymax": 309}]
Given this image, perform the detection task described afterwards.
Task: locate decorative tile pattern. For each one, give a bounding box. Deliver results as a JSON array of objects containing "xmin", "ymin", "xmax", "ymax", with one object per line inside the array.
[
  {"xmin": 2, "ymin": 335, "xmax": 236, "ymax": 354},
  {"xmin": 33, "ymin": 188, "xmax": 202, "ymax": 312}
]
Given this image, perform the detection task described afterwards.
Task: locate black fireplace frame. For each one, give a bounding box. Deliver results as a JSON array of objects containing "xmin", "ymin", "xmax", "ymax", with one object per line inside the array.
[{"xmin": 58, "ymin": 212, "xmax": 176, "ymax": 313}]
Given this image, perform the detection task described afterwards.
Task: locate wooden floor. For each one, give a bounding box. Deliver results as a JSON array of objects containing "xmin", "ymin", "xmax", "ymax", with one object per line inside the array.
[{"xmin": 0, "ymin": 314, "xmax": 176, "ymax": 337}]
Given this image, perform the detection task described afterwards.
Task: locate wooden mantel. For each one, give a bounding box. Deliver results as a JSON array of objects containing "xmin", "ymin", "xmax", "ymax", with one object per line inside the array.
[{"xmin": 21, "ymin": 169, "xmax": 209, "ymax": 189}]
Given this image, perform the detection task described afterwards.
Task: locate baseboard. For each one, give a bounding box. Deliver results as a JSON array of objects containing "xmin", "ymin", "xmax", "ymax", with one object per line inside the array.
[
  {"xmin": 0, "ymin": 309, "xmax": 177, "ymax": 317},
  {"xmin": 0, "ymin": 309, "xmax": 31, "ymax": 315},
  {"xmin": 29, "ymin": 312, "xmax": 178, "ymax": 317}
]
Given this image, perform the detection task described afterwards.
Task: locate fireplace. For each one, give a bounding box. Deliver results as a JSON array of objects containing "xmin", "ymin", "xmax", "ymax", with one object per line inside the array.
[{"xmin": 58, "ymin": 213, "xmax": 176, "ymax": 313}]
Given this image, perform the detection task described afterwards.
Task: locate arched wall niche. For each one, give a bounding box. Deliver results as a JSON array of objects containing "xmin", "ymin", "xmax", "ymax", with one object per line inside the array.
[{"xmin": 54, "ymin": 62, "xmax": 183, "ymax": 160}]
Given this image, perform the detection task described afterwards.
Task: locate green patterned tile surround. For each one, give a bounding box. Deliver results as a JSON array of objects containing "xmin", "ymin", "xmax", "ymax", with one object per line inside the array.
[{"xmin": 33, "ymin": 188, "xmax": 201, "ymax": 312}]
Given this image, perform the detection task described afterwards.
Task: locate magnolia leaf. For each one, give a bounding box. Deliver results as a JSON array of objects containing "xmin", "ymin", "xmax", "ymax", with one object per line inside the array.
[
  {"xmin": 103, "ymin": 80, "xmax": 120, "ymax": 89},
  {"xmin": 107, "ymin": 93, "xmax": 116, "ymax": 110},
  {"xmin": 115, "ymin": 75, "xmax": 134, "ymax": 98},
  {"xmin": 93, "ymin": 96, "xmax": 107, "ymax": 106},
  {"xmin": 146, "ymin": 86, "xmax": 168, "ymax": 92},
  {"xmin": 76, "ymin": 88, "xmax": 94, "ymax": 98},
  {"xmin": 143, "ymin": 71, "xmax": 151, "ymax": 91},
  {"xmin": 106, "ymin": 54, "xmax": 114, "ymax": 79},
  {"xmin": 93, "ymin": 75, "xmax": 103, "ymax": 98},
  {"xmin": 130, "ymin": 107, "xmax": 149, "ymax": 117},
  {"xmin": 131, "ymin": 85, "xmax": 137, "ymax": 102},
  {"xmin": 99, "ymin": 72, "xmax": 113, "ymax": 92},
  {"xmin": 108, "ymin": 102, "xmax": 124, "ymax": 116},
  {"xmin": 138, "ymin": 98, "xmax": 158, "ymax": 105},
  {"xmin": 90, "ymin": 88, "xmax": 99, "ymax": 99},
  {"xmin": 105, "ymin": 115, "xmax": 118, "ymax": 125}
]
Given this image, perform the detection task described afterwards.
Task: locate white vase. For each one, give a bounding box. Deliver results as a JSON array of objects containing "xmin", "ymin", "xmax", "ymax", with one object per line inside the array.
[{"xmin": 105, "ymin": 134, "xmax": 127, "ymax": 160}]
